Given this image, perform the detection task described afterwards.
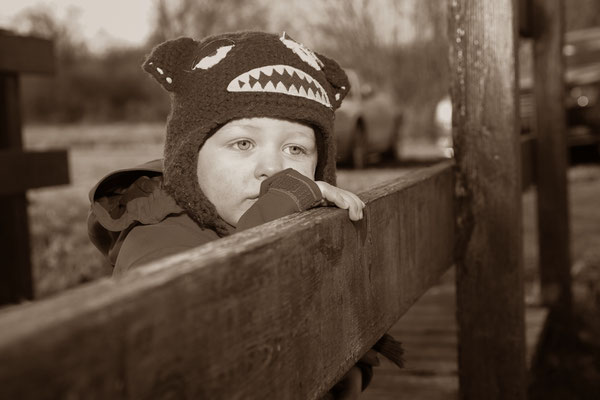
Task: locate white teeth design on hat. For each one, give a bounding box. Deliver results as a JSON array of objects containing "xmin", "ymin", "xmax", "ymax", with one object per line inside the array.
[
  {"xmin": 226, "ymin": 64, "xmax": 331, "ymax": 107},
  {"xmin": 298, "ymin": 86, "xmax": 307, "ymax": 97},
  {"xmin": 262, "ymin": 66, "xmax": 273, "ymax": 76},
  {"xmin": 264, "ymin": 81, "xmax": 276, "ymax": 91},
  {"xmin": 284, "ymin": 65, "xmax": 295, "ymax": 76},
  {"xmin": 249, "ymin": 69, "xmax": 261, "ymax": 80},
  {"xmin": 275, "ymin": 82, "xmax": 287, "ymax": 94}
]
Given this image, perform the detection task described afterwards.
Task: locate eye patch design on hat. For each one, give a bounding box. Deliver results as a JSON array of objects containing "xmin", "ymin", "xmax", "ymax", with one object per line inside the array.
[
  {"xmin": 227, "ymin": 64, "xmax": 331, "ymax": 107},
  {"xmin": 193, "ymin": 44, "xmax": 234, "ymax": 70},
  {"xmin": 279, "ymin": 32, "xmax": 324, "ymax": 71}
]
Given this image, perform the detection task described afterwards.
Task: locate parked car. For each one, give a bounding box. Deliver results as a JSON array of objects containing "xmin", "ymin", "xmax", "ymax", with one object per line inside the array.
[
  {"xmin": 436, "ymin": 27, "xmax": 600, "ymax": 160},
  {"xmin": 521, "ymin": 27, "xmax": 600, "ymax": 156},
  {"xmin": 335, "ymin": 69, "xmax": 403, "ymax": 168}
]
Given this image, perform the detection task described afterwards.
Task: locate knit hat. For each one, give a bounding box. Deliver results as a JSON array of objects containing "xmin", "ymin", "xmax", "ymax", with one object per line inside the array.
[{"xmin": 143, "ymin": 31, "xmax": 350, "ymax": 235}]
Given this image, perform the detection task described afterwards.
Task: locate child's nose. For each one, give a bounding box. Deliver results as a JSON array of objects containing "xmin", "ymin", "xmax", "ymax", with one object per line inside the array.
[{"xmin": 254, "ymin": 150, "xmax": 284, "ymax": 180}]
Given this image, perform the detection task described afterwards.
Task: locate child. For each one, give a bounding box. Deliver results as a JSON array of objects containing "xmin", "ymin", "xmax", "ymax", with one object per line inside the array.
[
  {"xmin": 88, "ymin": 31, "xmax": 365, "ymax": 273},
  {"xmin": 88, "ymin": 31, "xmax": 401, "ymax": 398}
]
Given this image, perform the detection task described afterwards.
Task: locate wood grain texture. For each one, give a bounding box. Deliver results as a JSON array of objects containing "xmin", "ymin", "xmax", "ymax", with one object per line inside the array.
[
  {"xmin": 0, "ymin": 162, "xmax": 454, "ymax": 400},
  {"xmin": 532, "ymin": 0, "xmax": 572, "ymax": 307},
  {"xmin": 0, "ymin": 74, "xmax": 33, "ymax": 304},
  {"xmin": 0, "ymin": 34, "xmax": 55, "ymax": 74},
  {"xmin": 448, "ymin": 0, "xmax": 527, "ymax": 398},
  {"xmin": 0, "ymin": 150, "xmax": 70, "ymax": 195}
]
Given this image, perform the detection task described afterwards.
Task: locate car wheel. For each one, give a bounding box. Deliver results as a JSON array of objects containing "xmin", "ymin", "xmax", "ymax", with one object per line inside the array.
[
  {"xmin": 351, "ymin": 122, "xmax": 367, "ymax": 169},
  {"xmin": 385, "ymin": 115, "xmax": 403, "ymax": 161}
]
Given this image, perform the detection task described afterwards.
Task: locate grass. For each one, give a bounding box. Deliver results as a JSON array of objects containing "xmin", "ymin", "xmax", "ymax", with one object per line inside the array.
[
  {"xmin": 24, "ymin": 122, "xmax": 166, "ymax": 151},
  {"xmin": 29, "ymin": 186, "xmax": 111, "ymax": 297}
]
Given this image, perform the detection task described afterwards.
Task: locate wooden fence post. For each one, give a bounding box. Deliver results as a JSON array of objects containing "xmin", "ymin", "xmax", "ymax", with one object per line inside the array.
[
  {"xmin": 0, "ymin": 33, "xmax": 69, "ymax": 305},
  {"xmin": 0, "ymin": 73, "xmax": 33, "ymax": 303},
  {"xmin": 449, "ymin": 0, "xmax": 527, "ymax": 398},
  {"xmin": 531, "ymin": 0, "xmax": 572, "ymax": 309}
]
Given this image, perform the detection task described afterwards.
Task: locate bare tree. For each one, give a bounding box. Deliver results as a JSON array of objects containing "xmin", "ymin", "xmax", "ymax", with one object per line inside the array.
[
  {"xmin": 147, "ymin": 0, "xmax": 270, "ymax": 45},
  {"xmin": 12, "ymin": 5, "xmax": 89, "ymax": 64},
  {"xmin": 302, "ymin": 0, "xmax": 448, "ymax": 139}
]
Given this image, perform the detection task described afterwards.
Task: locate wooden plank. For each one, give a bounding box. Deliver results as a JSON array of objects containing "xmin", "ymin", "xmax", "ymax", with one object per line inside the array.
[
  {"xmin": 0, "ymin": 74, "xmax": 22, "ymax": 148},
  {"xmin": 0, "ymin": 33, "xmax": 55, "ymax": 74},
  {"xmin": 0, "ymin": 73, "xmax": 33, "ymax": 304},
  {"xmin": 448, "ymin": 0, "xmax": 527, "ymax": 399},
  {"xmin": 0, "ymin": 150, "xmax": 70, "ymax": 195},
  {"xmin": 0, "ymin": 162, "xmax": 454, "ymax": 400},
  {"xmin": 532, "ymin": 0, "xmax": 572, "ymax": 307}
]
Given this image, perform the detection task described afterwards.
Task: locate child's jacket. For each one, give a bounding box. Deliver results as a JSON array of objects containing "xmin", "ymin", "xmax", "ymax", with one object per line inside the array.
[
  {"xmin": 88, "ymin": 160, "xmax": 404, "ymax": 391},
  {"xmin": 88, "ymin": 159, "xmax": 323, "ymax": 276}
]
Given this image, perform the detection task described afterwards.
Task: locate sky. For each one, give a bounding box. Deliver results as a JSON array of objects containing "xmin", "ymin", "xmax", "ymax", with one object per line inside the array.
[{"xmin": 0, "ymin": 0, "xmax": 155, "ymax": 52}]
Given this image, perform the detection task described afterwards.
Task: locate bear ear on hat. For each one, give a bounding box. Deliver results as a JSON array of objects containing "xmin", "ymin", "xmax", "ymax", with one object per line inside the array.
[
  {"xmin": 316, "ymin": 52, "xmax": 351, "ymax": 110},
  {"xmin": 142, "ymin": 37, "xmax": 198, "ymax": 92}
]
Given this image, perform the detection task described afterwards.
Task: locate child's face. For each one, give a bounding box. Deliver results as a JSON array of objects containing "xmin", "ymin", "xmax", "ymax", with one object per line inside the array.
[{"xmin": 197, "ymin": 117, "xmax": 318, "ymax": 226}]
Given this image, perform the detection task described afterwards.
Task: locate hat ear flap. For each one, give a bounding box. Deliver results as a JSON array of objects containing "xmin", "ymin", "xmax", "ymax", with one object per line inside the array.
[
  {"xmin": 317, "ymin": 52, "xmax": 350, "ymax": 110},
  {"xmin": 142, "ymin": 37, "xmax": 198, "ymax": 92}
]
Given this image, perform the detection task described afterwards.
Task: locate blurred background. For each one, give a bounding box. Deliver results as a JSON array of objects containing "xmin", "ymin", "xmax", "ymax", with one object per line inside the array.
[{"xmin": 1, "ymin": 0, "xmax": 600, "ymax": 398}]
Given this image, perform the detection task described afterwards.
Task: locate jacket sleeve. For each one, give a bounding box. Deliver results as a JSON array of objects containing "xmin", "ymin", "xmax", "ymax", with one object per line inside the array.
[
  {"xmin": 236, "ymin": 168, "xmax": 324, "ymax": 230},
  {"xmin": 113, "ymin": 214, "xmax": 219, "ymax": 276}
]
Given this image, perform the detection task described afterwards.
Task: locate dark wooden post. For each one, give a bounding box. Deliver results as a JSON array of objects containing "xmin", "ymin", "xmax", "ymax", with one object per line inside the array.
[
  {"xmin": 449, "ymin": 0, "xmax": 527, "ymax": 398},
  {"xmin": 0, "ymin": 72, "xmax": 33, "ymax": 304},
  {"xmin": 0, "ymin": 33, "xmax": 69, "ymax": 305},
  {"xmin": 531, "ymin": 0, "xmax": 572, "ymax": 308}
]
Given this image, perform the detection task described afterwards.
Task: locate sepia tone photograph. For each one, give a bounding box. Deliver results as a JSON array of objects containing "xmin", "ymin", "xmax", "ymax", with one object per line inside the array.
[{"xmin": 0, "ymin": 0, "xmax": 599, "ymax": 398}]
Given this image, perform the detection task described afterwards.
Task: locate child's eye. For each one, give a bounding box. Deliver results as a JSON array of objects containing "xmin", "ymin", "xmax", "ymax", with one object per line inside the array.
[
  {"xmin": 284, "ymin": 145, "xmax": 307, "ymax": 156},
  {"xmin": 233, "ymin": 140, "xmax": 253, "ymax": 151}
]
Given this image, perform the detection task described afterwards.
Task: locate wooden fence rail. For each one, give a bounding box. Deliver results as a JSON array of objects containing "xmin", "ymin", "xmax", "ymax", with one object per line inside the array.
[{"xmin": 0, "ymin": 162, "xmax": 454, "ymax": 400}]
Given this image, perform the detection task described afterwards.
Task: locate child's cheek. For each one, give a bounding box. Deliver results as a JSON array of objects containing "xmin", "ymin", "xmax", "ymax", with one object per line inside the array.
[{"xmin": 288, "ymin": 156, "xmax": 317, "ymax": 181}]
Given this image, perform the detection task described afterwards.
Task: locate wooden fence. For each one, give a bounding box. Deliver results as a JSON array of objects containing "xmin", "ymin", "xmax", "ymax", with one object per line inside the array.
[
  {"xmin": 0, "ymin": 33, "xmax": 69, "ymax": 304},
  {"xmin": 0, "ymin": 0, "xmax": 570, "ymax": 399}
]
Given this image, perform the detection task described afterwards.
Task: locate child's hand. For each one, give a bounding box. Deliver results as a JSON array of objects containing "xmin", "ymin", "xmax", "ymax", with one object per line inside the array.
[{"xmin": 315, "ymin": 181, "xmax": 365, "ymax": 221}]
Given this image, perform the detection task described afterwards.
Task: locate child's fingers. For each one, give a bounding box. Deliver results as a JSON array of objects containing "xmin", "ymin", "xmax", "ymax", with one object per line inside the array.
[
  {"xmin": 316, "ymin": 181, "xmax": 343, "ymax": 208},
  {"xmin": 315, "ymin": 181, "xmax": 366, "ymax": 221},
  {"xmin": 327, "ymin": 186, "xmax": 349, "ymax": 210},
  {"xmin": 339, "ymin": 191, "xmax": 365, "ymax": 221}
]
